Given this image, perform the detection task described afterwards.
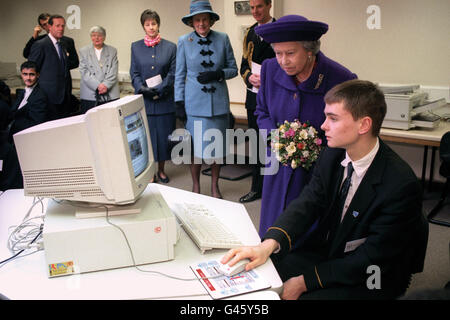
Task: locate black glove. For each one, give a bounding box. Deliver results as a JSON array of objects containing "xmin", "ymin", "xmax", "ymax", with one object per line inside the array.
[
  {"xmin": 138, "ymin": 86, "xmax": 159, "ymax": 99},
  {"xmin": 175, "ymin": 101, "xmax": 187, "ymax": 123},
  {"xmin": 197, "ymin": 70, "xmax": 224, "ymax": 84}
]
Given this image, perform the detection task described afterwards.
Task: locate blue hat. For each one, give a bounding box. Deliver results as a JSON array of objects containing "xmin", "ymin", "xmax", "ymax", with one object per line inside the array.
[
  {"xmin": 182, "ymin": 0, "xmax": 220, "ymax": 26},
  {"xmin": 255, "ymin": 15, "xmax": 328, "ymax": 43}
]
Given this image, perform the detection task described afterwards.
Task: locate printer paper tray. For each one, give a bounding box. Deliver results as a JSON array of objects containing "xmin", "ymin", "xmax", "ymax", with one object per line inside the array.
[{"xmin": 411, "ymin": 119, "xmax": 440, "ymax": 129}]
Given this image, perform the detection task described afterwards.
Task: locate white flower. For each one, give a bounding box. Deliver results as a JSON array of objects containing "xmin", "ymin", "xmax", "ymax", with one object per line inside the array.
[
  {"xmin": 274, "ymin": 142, "xmax": 284, "ymax": 150},
  {"xmin": 302, "ymin": 150, "xmax": 310, "ymax": 158},
  {"xmin": 290, "ymin": 122, "xmax": 300, "ymax": 130},
  {"xmin": 308, "ymin": 126, "xmax": 317, "ymax": 137},
  {"xmin": 286, "ymin": 143, "xmax": 296, "ymax": 156},
  {"xmin": 299, "ymin": 130, "xmax": 308, "ymax": 140}
]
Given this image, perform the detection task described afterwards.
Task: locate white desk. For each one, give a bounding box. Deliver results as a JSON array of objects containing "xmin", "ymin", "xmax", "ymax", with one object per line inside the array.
[{"xmin": 0, "ymin": 185, "xmax": 282, "ymax": 300}]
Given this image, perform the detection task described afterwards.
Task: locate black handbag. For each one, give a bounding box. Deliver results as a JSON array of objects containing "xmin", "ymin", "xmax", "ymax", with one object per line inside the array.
[{"xmin": 94, "ymin": 89, "xmax": 110, "ymax": 107}]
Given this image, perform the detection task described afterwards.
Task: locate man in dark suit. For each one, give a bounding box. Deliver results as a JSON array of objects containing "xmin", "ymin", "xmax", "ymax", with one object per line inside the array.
[
  {"xmin": 8, "ymin": 61, "xmax": 49, "ymax": 140},
  {"xmin": 28, "ymin": 14, "xmax": 78, "ymax": 120},
  {"xmin": 239, "ymin": 0, "xmax": 275, "ymax": 203},
  {"xmin": 23, "ymin": 13, "xmax": 79, "ymax": 71},
  {"xmin": 222, "ymin": 80, "xmax": 428, "ymax": 300},
  {"xmin": 0, "ymin": 61, "xmax": 48, "ymax": 190}
]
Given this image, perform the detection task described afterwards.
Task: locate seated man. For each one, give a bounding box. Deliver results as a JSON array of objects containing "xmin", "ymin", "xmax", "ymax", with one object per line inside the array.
[
  {"xmin": 222, "ymin": 79, "xmax": 428, "ymax": 300},
  {"xmin": 8, "ymin": 61, "xmax": 49, "ymax": 141},
  {"xmin": 0, "ymin": 61, "xmax": 49, "ymax": 190}
]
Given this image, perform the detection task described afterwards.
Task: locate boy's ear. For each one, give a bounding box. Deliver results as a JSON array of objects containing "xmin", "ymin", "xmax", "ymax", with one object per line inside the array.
[{"xmin": 359, "ymin": 116, "xmax": 372, "ymax": 135}]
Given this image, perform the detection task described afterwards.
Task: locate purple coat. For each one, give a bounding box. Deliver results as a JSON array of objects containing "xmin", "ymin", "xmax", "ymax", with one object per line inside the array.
[{"xmin": 255, "ymin": 51, "xmax": 357, "ymax": 238}]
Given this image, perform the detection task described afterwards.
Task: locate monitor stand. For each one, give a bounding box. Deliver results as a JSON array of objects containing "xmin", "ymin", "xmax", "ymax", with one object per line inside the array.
[{"xmin": 71, "ymin": 201, "xmax": 141, "ymax": 219}]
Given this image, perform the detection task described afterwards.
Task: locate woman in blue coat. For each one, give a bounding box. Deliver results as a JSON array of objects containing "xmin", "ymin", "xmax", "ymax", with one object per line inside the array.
[
  {"xmin": 130, "ymin": 9, "xmax": 177, "ymax": 183},
  {"xmin": 254, "ymin": 15, "xmax": 357, "ymax": 238},
  {"xmin": 175, "ymin": 1, "xmax": 237, "ymax": 198}
]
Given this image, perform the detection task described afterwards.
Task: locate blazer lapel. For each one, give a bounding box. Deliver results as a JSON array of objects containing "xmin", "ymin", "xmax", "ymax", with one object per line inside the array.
[
  {"xmin": 12, "ymin": 89, "xmax": 25, "ymax": 113},
  {"xmin": 329, "ymin": 146, "xmax": 386, "ymax": 256}
]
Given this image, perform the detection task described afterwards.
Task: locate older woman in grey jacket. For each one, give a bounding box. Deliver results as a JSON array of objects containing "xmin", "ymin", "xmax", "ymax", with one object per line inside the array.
[{"xmin": 79, "ymin": 26, "xmax": 119, "ymax": 113}]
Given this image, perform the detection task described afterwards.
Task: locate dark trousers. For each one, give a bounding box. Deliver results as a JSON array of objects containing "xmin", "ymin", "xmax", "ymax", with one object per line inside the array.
[
  {"xmin": 272, "ymin": 249, "xmax": 404, "ymax": 300},
  {"xmin": 246, "ymin": 108, "xmax": 263, "ymax": 194}
]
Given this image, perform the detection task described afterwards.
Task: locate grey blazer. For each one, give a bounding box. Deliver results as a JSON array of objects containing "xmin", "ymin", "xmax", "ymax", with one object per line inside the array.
[{"xmin": 79, "ymin": 44, "xmax": 119, "ymax": 101}]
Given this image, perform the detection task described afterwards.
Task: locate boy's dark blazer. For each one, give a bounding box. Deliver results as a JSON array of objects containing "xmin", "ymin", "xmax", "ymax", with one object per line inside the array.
[
  {"xmin": 265, "ymin": 139, "xmax": 428, "ymax": 293},
  {"xmin": 8, "ymin": 84, "xmax": 48, "ymax": 139}
]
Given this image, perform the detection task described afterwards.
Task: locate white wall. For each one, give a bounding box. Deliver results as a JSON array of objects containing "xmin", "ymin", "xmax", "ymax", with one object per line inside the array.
[
  {"xmin": 0, "ymin": 0, "xmax": 448, "ymax": 181},
  {"xmin": 1, "ymin": 0, "xmax": 448, "ymax": 100}
]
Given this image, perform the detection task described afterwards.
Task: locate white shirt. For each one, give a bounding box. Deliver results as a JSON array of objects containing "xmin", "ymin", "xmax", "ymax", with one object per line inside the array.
[
  {"xmin": 272, "ymin": 138, "xmax": 380, "ymax": 254},
  {"xmin": 48, "ymin": 33, "xmax": 61, "ymax": 57},
  {"xmin": 94, "ymin": 47, "xmax": 102, "ymax": 61},
  {"xmin": 18, "ymin": 85, "xmax": 36, "ymax": 110},
  {"xmin": 339, "ymin": 138, "xmax": 380, "ymax": 221}
]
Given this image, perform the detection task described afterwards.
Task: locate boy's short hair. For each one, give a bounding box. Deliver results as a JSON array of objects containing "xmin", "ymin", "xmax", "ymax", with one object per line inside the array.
[{"xmin": 324, "ymin": 79, "xmax": 387, "ymax": 136}]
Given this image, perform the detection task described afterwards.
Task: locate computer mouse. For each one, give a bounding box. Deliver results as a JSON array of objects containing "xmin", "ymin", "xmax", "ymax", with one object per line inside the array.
[{"xmin": 218, "ymin": 258, "xmax": 250, "ymax": 277}]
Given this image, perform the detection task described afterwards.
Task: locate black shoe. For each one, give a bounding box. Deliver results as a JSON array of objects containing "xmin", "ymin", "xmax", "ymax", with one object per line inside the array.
[
  {"xmin": 157, "ymin": 172, "xmax": 170, "ymax": 184},
  {"xmin": 239, "ymin": 191, "xmax": 261, "ymax": 203}
]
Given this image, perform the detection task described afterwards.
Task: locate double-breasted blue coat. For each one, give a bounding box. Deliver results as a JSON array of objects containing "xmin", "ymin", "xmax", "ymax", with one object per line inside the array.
[
  {"xmin": 175, "ymin": 30, "xmax": 237, "ymax": 159},
  {"xmin": 175, "ymin": 30, "xmax": 237, "ymax": 117},
  {"xmin": 255, "ymin": 51, "xmax": 357, "ymax": 237}
]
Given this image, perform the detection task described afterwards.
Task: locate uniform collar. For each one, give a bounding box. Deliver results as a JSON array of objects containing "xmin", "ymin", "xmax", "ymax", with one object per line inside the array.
[{"xmin": 341, "ymin": 138, "xmax": 380, "ymax": 178}]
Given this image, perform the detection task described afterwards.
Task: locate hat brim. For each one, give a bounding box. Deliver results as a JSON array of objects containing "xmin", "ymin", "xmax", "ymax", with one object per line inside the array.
[
  {"xmin": 182, "ymin": 11, "xmax": 220, "ymax": 26},
  {"xmin": 255, "ymin": 20, "xmax": 328, "ymax": 43}
]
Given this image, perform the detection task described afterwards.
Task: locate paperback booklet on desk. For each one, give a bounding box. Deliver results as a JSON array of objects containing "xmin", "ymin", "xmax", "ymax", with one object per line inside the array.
[{"xmin": 190, "ymin": 260, "xmax": 271, "ymax": 299}]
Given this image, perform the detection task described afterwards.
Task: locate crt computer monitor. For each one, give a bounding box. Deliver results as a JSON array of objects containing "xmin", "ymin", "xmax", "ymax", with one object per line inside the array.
[{"xmin": 13, "ymin": 95, "xmax": 156, "ymax": 205}]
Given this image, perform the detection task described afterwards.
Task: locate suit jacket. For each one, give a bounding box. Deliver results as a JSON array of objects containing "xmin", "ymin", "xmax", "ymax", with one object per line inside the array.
[
  {"xmin": 8, "ymin": 84, "xmax": 48, "ymax": 139},
  {"xmin": 240, "ymin": 21, "xmax": 275, "ymax": 110},
  {"xmin": 28, "ymin": 35, "xmax": 73, "ymax": 106},
  {"xmin": 24, "ymin": 34, "xmax": 79, "ymax": 71},
  {"xmin": 79, "ymin": 44, "xmax": 119, "ymax": 101},
  {"xmin": 130, "ymin": 38, "xmax": 177, "ymax": 115},
  {"xmin": 264, "ymin": 140, "xmax": 428, "ymax": 292},
  {"xmin": 175, "ymin": 30, "xmax": 238, "ymax": 117}
]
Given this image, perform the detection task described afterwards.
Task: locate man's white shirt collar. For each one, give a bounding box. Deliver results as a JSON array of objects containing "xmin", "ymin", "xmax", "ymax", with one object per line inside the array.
[{"xmin": 341, "ymin": 138, "xmax": 380, "ymax": 177}]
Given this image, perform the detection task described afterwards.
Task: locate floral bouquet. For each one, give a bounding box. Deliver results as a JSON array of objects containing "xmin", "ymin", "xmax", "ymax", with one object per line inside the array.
[{"xmin": 270, "ymin": 120, "xmax": 323, "ymax": 170}]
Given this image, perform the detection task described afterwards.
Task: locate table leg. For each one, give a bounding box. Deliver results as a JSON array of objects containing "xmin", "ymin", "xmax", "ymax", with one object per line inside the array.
[
  {"xmin": 421, "ymin": 146, "xmax": 428, "ymax": 187},
  {"xmin": 428, "ymin": 146, "xmax": 437, "ymax": 191}
]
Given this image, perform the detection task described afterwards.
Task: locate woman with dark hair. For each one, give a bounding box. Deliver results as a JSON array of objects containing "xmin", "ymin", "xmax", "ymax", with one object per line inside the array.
[
  {"xmin": 130, "ymin": 9, "xmax": 177, "ymax": 183},
  {"xmin": 174, "ymin": 0, "xmax": 237, "ymax": 198}
]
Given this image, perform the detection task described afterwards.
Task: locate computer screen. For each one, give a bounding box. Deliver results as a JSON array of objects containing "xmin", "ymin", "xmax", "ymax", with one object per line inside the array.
[
  {"xmin": 13, "ymin": 95, "xmax": 156, "ymax": 205},
  {"xmin": 125, "ymin": 111, "xmax": 149, "ymax": 178}
]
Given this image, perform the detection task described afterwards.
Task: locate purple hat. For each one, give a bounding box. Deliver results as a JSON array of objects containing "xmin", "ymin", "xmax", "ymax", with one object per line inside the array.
[{"xmin": 255, "ymin": 15, "xmax": 328, "ymax": 43}]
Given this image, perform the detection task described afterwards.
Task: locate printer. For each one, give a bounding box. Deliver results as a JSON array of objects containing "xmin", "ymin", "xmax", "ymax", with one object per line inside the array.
[
  {"xmin": 43, "ymin": 184, "xmax": 177, "ymax": 277},
  {"xmin": 381, "ymin": 85, "xmax": 446, "ymax": 130}
]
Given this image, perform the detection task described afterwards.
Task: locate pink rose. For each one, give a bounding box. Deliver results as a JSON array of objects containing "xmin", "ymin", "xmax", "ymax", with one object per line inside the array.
[{"xmin": 284, "ymin": 128, "xmax": 295, "ymax": 138}]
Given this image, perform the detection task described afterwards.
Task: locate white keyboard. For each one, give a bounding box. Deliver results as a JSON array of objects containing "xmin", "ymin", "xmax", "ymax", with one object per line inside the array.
[{"xmin": 173, "ymin": 203, "xmax": 243, "ymax": 254}]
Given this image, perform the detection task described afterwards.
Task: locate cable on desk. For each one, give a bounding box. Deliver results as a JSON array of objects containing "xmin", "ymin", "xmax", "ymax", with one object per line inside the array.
[
  {"xmin": 1, "ymin": 197, "xmax": 45, "ymax": 269},
  {"xmin": 102, "ymin": 204, "xmax": 224, "ymax": 282},
  {"xmin": 0, "ymin": 229, "xmax": 42, "ymax": 268},
  {"xmin": 55, "ymin": 200, "xmax": 224, "ymax": 282}
]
